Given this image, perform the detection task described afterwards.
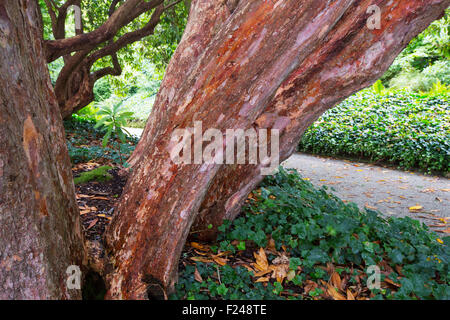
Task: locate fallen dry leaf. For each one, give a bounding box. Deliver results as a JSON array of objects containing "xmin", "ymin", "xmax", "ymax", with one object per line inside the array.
[
  {"xmin": 287, "ymin": 270, "xmax": 296, "ymax": 281},
  {"xmin": 330, "ymin": 272, "xmax": 342, "ymax": 291},
  {"xmin": 267, "ymin": 238, "xmax": 276, "ymax": 251},
  {"xmin": 409, "ymin": 205, "xmax": 423, "ymax": 212},
  {"xmin": 271, "ymin": 264, "xmax": 289, "ymax": 284},
  {"xmin": 193, "ymin": 250, "xmax": 208, "ymax": 256},
  {"xmin": 190, "ymin": 256, "xmax": 213, "ymax": 263},
  {"xmin": 253, "ymin": 269, "xmax": 272, "ymax": 277},
  {"xmin": 346, "ymin": 289, "xmax": 356, "ymax": 300},
  {"xmin": 212, "ymin": 256, "xmax": 228, "ymax": 266},
  {"xmin": 87, "ymin": 219, "xmax": 98, "ymax": 230},
  {"xmin": 190, "ymin": 242, "xmax": 209, "ymax": 251},
  {"xmin": 303, "ymin": 280, "xmax": 318, "ymax": 295},
  {"xmin": 92, "ymin": 196, "xmax": 109, "ymax": 200},
  {"xmin": 327, "ymin": 284, "xmax": 346, "ymax": 300},
  {"xmin": 253, "ymin": 248, "xmax": 269, "ymax": 272},
  {"xmin": 242, "ymin": 264, "xmax": 255, "ymax": 272},
  {"xmin": 194, "ymin": 268, "xmax": 203, "ymax": 283},
  {"xmin": 384, "ymin": 278, "xmax": 401, "ymax": 288},
  {"xmin": 76, "ymin": 194, "xmax": 94, "ymax": 199},
  {"xmin": 429, "ymin": 224, "xmax": 447, "ymax": 228}
]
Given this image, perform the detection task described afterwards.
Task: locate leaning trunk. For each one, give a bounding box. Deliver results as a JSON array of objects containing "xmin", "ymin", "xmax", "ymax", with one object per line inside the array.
[
  {"xmin": 0, "ymin": 0, "xmax": 85, "ymax": 299},
  {"xmin": 105, "ymin": 0, "xmax": 449, "ymax": 299},
  {"xmin": 56, "ymin": 65, "xmax": 96, "ymax": 119}
]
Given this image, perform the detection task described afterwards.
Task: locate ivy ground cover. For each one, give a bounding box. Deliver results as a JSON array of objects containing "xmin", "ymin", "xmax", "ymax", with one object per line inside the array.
[{"xmin": 173, "ymin": 169, "xmax": 449, "ymax": 300}]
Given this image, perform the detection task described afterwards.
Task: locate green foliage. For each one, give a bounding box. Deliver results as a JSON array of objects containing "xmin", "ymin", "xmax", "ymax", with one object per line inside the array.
[
  {"xmin": 64, "ymin": 116, "xmax": 138, "ymax": 165},
  {"xmin": 373, "ymin": 80, "xmax": 385, "ymax": 95},
  {"xmin": 422, "ymin": 61, "xmax": 450, "ymax": 86},
  {"xmin": 298, "ymin": 89, "xmax": 450, "ymax": 174},
  {"xmin": 93, "ymin": 100, "xmax": 135, "ymax": 164},
  {"xmin": 74, "ymin": 166, "xmax": 113, "ymax": 185},
  {"xmin": 142, "ymin": 3, "xmax": 189, "ymax": 72},
  {"xmin": 75, "ymin": 103, "xmax": 100, "ymax": 121},
  {"xmin": 172, "ymin": 263, "xmax": 284, "ymax": 300},
  {"xmin": 428, "ymin": 81, "xmax": 450, "ymax": 96},
  {"xmin": 87, "ymin": 61, "xmax": 161, "ymax": 126},
  {"xmin": 173, "ymin": 168, "xmax": 449, "ymax": 300},
  {"xmin": 404, "ymin": 9, "xmax": 450, "ymax": 61},
  {"xmin": 93, "ymin": 77, "xmax": 113, "ymax": 102},
  {"xmin": 39, "ymin": 1, "xmax": 187, "ymax": 110},
  {"xmin": 95, "ymin": 100, "xmax": 134, "ymax": 147},
  {"xmin": 388, "ymin": 69, "xmax": 449, "ymax": 92},
  {"xmin": 47, "ymin": 57, "xmax": 64, "ymax": 85}
]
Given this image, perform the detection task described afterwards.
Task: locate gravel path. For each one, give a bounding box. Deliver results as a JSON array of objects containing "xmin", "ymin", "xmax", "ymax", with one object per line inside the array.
[
  {"xmin": 125, "ymin": 128, "xmax": 449, "ymax": 233},
  {"xmin": 282, "ymin": 153, "xmax": 449, "ymax": 233}
]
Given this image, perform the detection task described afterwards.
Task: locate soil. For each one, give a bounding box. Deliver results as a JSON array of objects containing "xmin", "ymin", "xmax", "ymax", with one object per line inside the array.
[{"xmin": 73, "ymin": 164, "xmax": 127, "ymax": 241}]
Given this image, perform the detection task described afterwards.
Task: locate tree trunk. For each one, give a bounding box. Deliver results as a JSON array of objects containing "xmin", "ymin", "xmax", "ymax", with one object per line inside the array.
[
  {"xmin": 191, "ymin": 0, "xmax": 450, "ymax": 240},
  {"xmin": 105, "ymin": 0, "xmax": 449, "ymax": 299},
  {"xmin": 0, "ymin": 0, "xmax": 85, "ymax": 299},
  {"xmin": 56, "ymin": 65, "xmax": 96, "ymax": 119}
]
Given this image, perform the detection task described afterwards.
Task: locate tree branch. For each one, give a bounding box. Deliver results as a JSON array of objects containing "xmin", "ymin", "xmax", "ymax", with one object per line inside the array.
[
  {"xmin": 43, "ymin": 0, "xmax": 58, "ymax": 34},
  {"xmin": 45, "ymin": 0, "xmax": 164, "ymax": 62},
  {"xmin": 52, "ymin": 0, "xmax": 79, "ymax": 39},
  {"xmin": 93, "ymin": 53, "xmax": 123, "ymax": 80},
  {"xmin": 109, "ymin": 0, "xmax": 122, "ymax": 17},
  {"xmin": 164, "ymin": 0, "xmax": 183, "ymax": 11},
  {"xmin": 87, "ymin": 4, "xmax": 165, "ymax": 66}
]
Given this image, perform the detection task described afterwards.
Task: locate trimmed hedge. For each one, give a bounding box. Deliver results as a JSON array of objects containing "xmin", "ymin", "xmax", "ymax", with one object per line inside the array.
[{"xmin": 298, "ymin": 90, "xmax": 449, "ymax": 174}]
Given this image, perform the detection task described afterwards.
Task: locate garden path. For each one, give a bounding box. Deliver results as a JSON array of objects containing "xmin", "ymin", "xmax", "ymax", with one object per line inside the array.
[{"xmin": 283, "ymin": 153, "xmax": 449, "ymax": 233}]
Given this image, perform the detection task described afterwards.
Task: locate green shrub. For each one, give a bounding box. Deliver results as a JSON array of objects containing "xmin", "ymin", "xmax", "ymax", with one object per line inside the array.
[
  {"xmin": 76, "ymin": 104, "xmax": 100, "ymax": 120},
  {"xmin": 64, "ymin": 116, "xmax": 138, "ymax": 165},
  {"xmin": 172, "ymin": 168, "xmax": 449, "ymax": 300},
  {"xmin": 380, "ymin": 64, "xmax": 402, "ymax": 86},
  {"xmin": 388, "ymin": 71, "xmax": 439, "ymax": 92},
  {"xmin": 422, "ymin": 60, "xmax": 450, "ymax": 86},
  {"xmin": 298, "ymin": 90, "xmax": 449, "ymax": 174},
  {"xmin": 381, "ymin": 10, "xmax": 449, "ymax": 91},
  {"xmin": 93, "ymin": 77, "xmax": 112, "ymax": 102}
]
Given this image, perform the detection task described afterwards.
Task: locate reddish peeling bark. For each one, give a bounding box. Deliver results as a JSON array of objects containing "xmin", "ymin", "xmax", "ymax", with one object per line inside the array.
[
  {"xmin": 105, "ymin": 0, "xmax": 449, "ymax": 299},
  {"xmin": 192, "ymin": 0, "xmax": 450, "ymax": 240},
  {"xmin": 0, "ymin": 0, "xmax": 85, "ymax": 299},
  {"xmin": 43, "ymin": 0, "xmax": 167, "ymax": 118}
]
